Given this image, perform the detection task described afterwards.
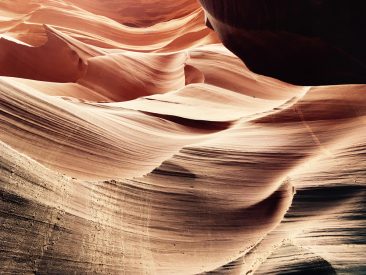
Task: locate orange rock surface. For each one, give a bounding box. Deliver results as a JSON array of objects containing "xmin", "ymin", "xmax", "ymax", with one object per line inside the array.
[{"xmin": 0, "ymin": 1, "xmax": 365, "ymax": 274}]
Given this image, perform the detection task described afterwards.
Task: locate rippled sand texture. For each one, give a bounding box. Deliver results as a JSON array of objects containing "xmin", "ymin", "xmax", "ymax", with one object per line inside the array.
[{"xmin": 0, "ymin": 0, "xmax": 365, "ymax": 274}]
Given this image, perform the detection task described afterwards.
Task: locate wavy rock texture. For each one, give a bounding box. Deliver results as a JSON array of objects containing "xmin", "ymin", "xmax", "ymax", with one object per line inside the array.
[{"xmin": 0, "ymin": 0, "xmax": 365, "ymax": 274}]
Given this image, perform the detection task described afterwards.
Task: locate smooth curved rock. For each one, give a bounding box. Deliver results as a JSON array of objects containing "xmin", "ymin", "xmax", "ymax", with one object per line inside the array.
[
  {"xmin": 0, "ymin": 1, "xmax": 365, "ymax": 274},
  {"xmin": 199, "ymin": 0, "xmax": 366, "ymax": 85}
]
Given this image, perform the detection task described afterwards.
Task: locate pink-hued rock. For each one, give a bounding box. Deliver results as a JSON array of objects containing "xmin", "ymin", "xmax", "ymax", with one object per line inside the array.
[{"xmin": 0, "ymin": 1, "xmax": 365, "ymax": 274}]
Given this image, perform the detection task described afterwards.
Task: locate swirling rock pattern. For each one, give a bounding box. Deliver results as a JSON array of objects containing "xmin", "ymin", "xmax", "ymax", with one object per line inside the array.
[{"xmin": 0, "ymin": 0, "xmax": 365, "ymax": 274}]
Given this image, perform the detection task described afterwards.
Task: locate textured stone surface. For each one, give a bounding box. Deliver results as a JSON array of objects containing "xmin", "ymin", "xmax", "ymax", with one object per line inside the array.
[{"xmin": 0, "ymin": 1, "xmax": 365, "ymax": 274}]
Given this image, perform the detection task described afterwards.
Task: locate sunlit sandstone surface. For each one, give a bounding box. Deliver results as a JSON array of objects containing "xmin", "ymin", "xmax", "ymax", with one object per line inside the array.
[{"xmin": 0, "ymin": 0, "xmax": 365, "ymax": 274}]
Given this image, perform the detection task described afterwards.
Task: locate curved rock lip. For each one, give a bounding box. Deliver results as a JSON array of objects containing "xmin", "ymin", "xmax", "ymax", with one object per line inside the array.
[{"xmin": 200, "ymin": 0, "xmax": 366, "ymax": 85}]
